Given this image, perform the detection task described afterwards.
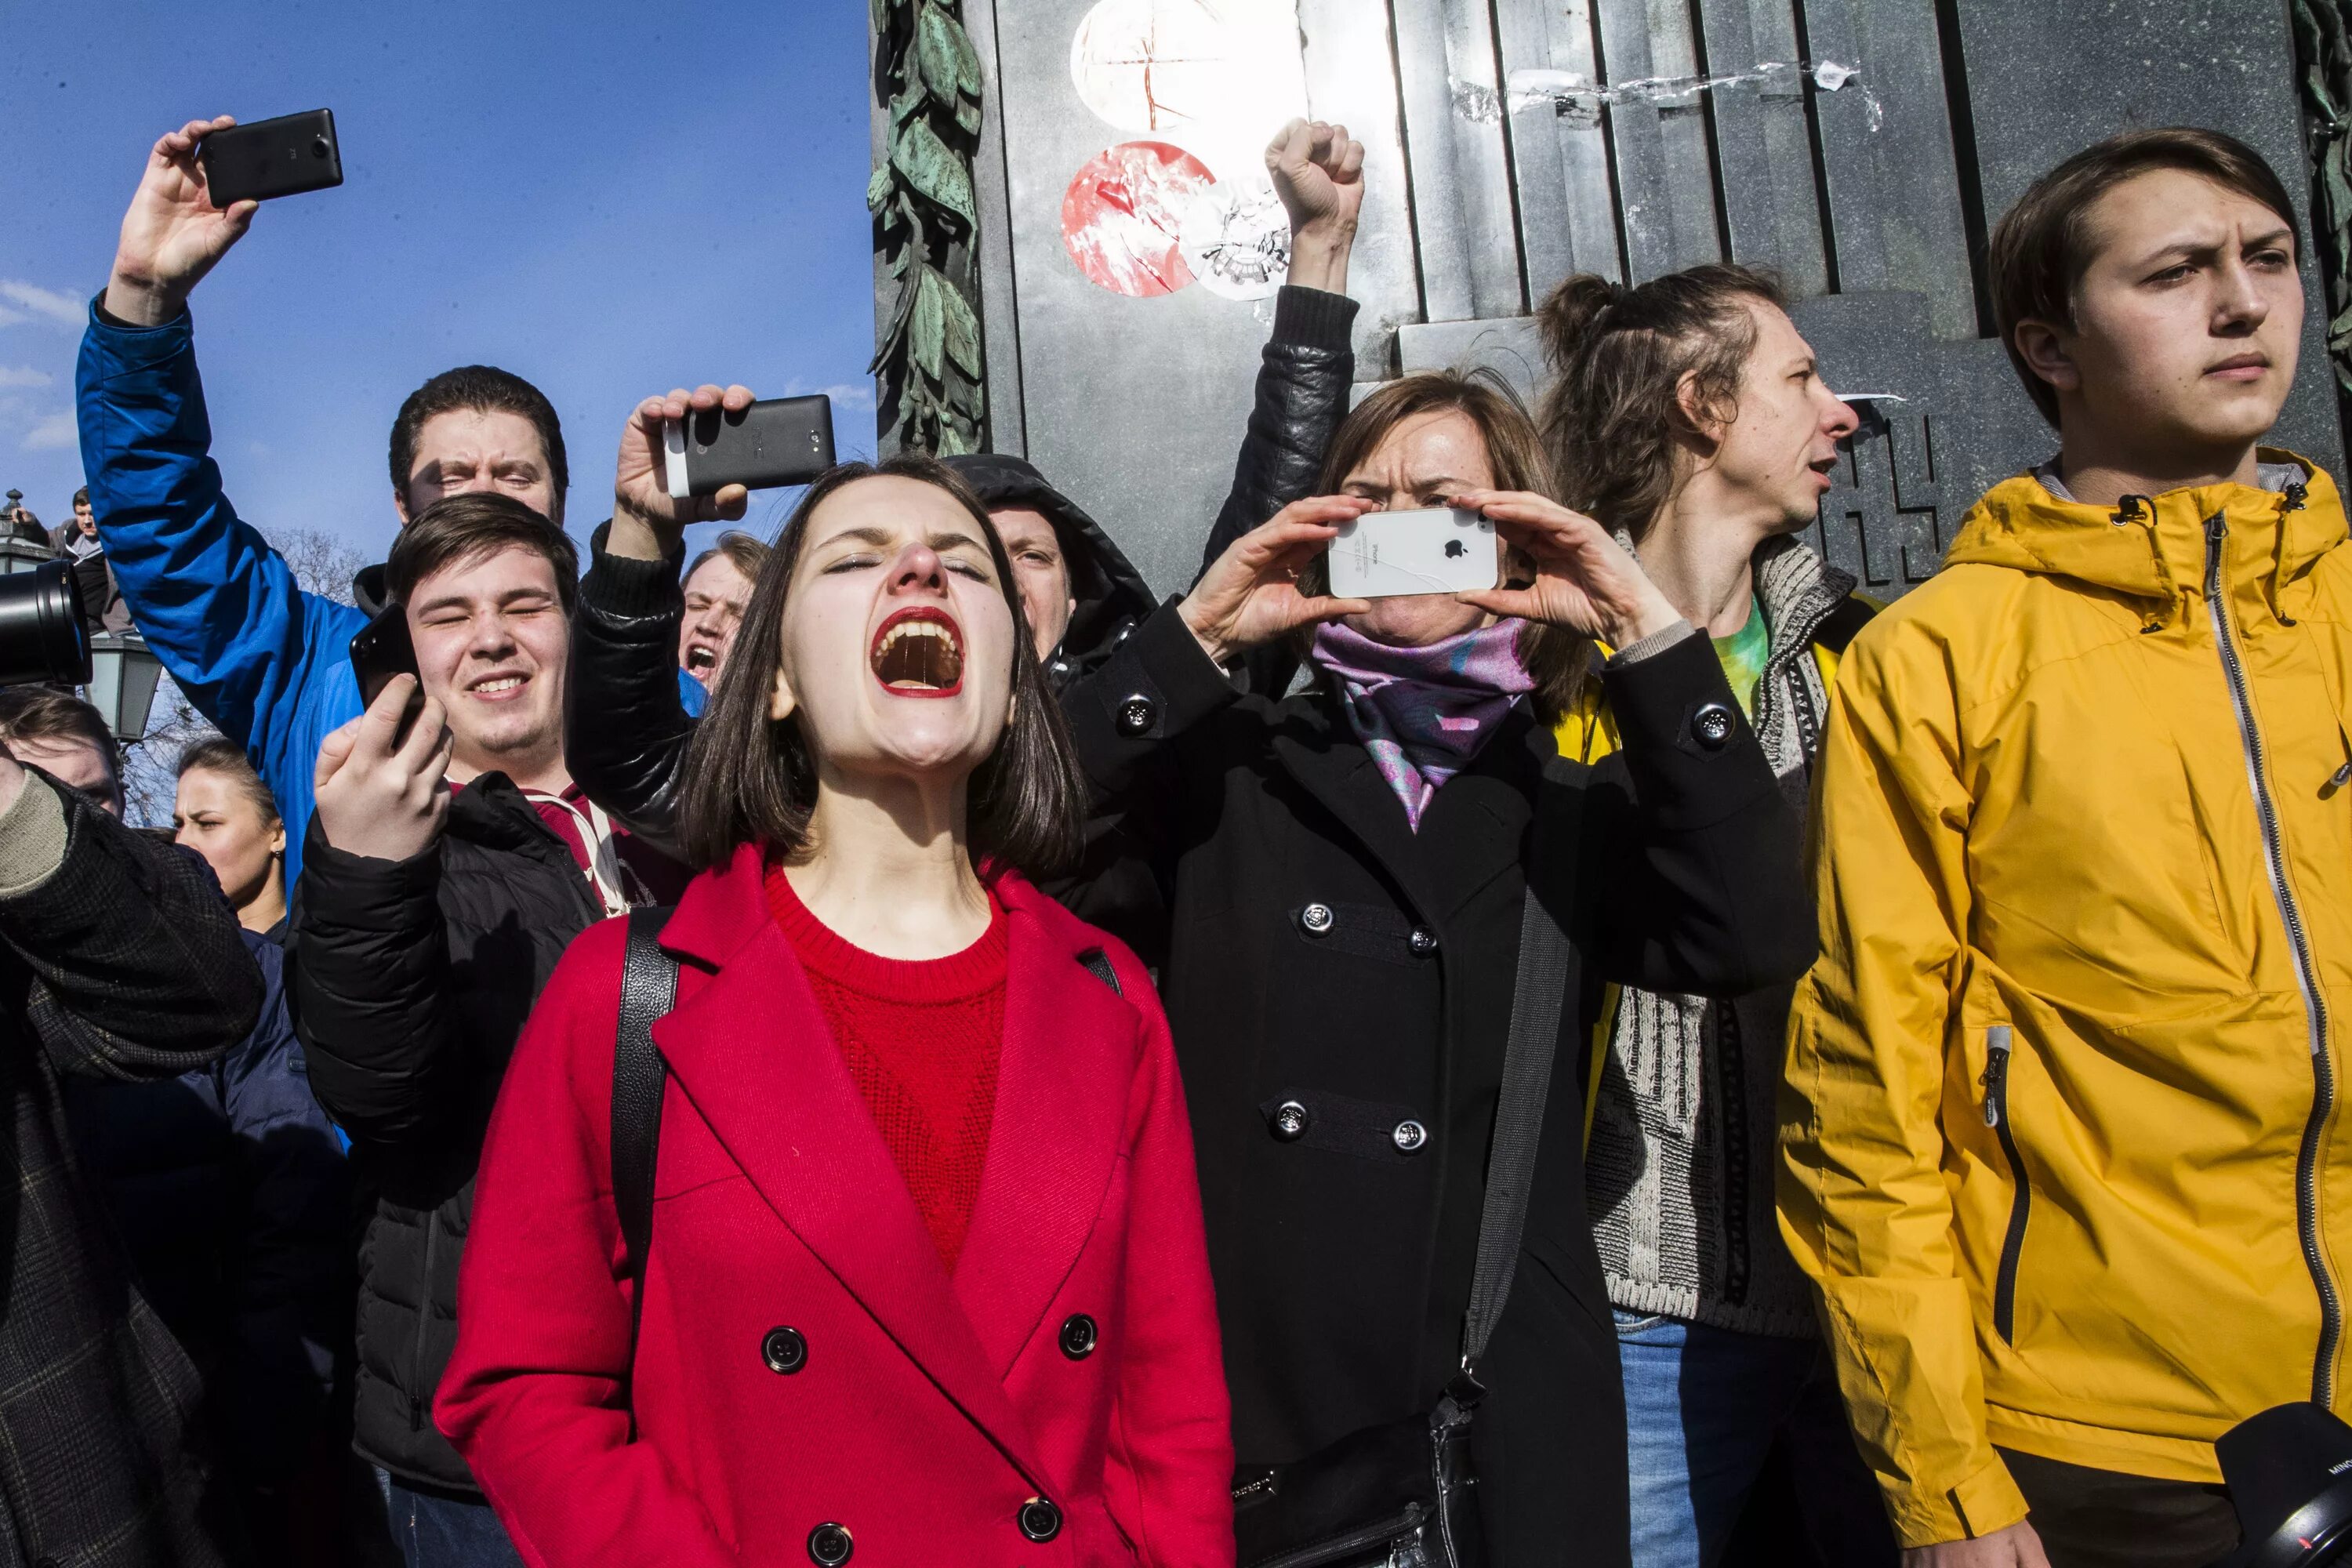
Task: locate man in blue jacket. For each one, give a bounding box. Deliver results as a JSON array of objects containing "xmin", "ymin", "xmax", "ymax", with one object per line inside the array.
[{"xmin": 78, "ymin": 114, "xmax": 705, "ymax": 879}]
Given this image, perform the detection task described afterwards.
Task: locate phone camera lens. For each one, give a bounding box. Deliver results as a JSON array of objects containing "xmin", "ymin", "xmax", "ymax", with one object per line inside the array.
[{"xmin": 311, "ymin": 137, "xmax": 331, "ymax": 159}]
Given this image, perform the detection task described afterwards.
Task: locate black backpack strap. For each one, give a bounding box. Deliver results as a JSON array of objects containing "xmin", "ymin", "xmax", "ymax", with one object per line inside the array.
[
  {"xmin": 612, "ymin": 906, "xmax": 678, "ymax": 1343},
  {"xmin": 1809, "ymin": 593, "xmax": 1878, "ymax": 656},
  {"xmin": 1076, "ymin": 947, "xmax": 1122, "ymax": 996}
]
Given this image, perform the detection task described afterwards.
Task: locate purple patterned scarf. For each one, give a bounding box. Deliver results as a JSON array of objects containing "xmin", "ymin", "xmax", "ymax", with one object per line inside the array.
[{"xmin": 1312, "ymin": 619, "xmax": 1534, "ymax": 831}]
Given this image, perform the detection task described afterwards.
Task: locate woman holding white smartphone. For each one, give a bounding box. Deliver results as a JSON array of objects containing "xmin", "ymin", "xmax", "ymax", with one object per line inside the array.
[{"xmin": 1058, "ymin": 371, "xmax": 1817, "ymax": 1568}]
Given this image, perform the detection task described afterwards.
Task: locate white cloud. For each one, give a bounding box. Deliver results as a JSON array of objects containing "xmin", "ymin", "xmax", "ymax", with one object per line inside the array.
[
  {"xmin": 0, "ymin": 367, "xmax": 50, "ymax": 390},
  {"xmin": 819, "ymin": 380, "xmax": 877, "ymax": 412},
  {"xmin": 0, "ymin": 281, "xmax": 82, "ymax": 328},
  {"xmin": 21, "ymin": 410, "xmax": 75, "ymax": 451}
]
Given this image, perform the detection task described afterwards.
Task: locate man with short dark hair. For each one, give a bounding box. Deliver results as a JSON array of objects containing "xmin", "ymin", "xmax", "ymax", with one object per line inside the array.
[
  {"xmin": 1781, "ymin": 127, "xmax": 2352, "ymax": 1568},
  {"xmin": 75, "ymin": 116, "xmax": 702, "ymax": 881},
  {"xmin": 291, "ymin": 492, "xmax": 673, "ymax": 1566}
]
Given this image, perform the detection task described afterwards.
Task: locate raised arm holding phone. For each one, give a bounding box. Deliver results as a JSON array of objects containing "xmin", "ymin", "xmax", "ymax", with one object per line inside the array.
[{"xmin": 78, "ymin": 117, "xmax": 705, "ymax": 886}]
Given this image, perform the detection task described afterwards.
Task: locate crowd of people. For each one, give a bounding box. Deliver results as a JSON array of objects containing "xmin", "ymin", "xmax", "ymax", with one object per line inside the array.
[{"xmin": 0, "ymin": 101, "xmax": 2341, "ymax": 1568}]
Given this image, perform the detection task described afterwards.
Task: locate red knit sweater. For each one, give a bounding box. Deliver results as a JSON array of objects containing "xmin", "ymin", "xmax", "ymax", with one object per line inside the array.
[{"xmin": 765, "ymin": 865, "xmax": 1007, "ymax": 1272}]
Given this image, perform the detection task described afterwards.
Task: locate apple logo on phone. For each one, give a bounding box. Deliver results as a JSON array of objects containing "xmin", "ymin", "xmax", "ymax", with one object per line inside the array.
[{"xmin": 1443, "ymin": 539, "xmax": 1468, "ymax": 559}]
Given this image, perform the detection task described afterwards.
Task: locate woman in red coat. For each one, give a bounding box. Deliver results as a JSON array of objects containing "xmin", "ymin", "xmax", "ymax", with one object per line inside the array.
[{"xmin": 436, "ymin": 454, "xmax": 1235, "ymax": 1567}]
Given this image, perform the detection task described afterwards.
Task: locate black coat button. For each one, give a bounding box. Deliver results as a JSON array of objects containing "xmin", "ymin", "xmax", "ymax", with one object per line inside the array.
[
  {"xmin": 808, "ymin": 1523, "xmax": 853, "ymax": 1566},
  {"xmin": 1271, "ymin": 1100, "xmax": 1309, "ymax": 1141},
  {"xmin": 1059, "ymin": 1312, "xmax": 1099, "ymax": 1359},
  {"xmin": 1116, "ymin": 694, "xmax": 1156, "ymax": 736},
  {"xmin": 1300, "ymin": 902, "xmax": 1334, "ymax": 935},
  {"xmin": 1018, "ymin": 1497, "xmax": 1064, "ymax": 1542},
  {"xmin": 761, "ymin": 1326, "xmax": 808, "ymax": 1374},
  {"xmin": 1408, "ymin": 927, "xmax": 1437, "ymax": 956},
  {"xmin": 1691, "ymin": 701, "xmax": 1736, "ymax": 750}
]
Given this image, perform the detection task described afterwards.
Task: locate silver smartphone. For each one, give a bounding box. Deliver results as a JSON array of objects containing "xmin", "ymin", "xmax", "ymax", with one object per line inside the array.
[{"xmin": 1325, "ymin": 506, "xmax": 1500, "ymax": 600}]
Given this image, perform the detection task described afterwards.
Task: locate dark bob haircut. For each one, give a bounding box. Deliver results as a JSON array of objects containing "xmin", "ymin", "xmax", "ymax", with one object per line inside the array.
[
  {"xmin": 674, "ymin": 456, "xmax": 1086, "ymax": 878},
  {"xmin": 386, "ymin": 492, "xmax": 579, "ymax": 614},
  {"xmin": 1990, "ymin": 127, "xmax": 2298, "ymax": 427}
]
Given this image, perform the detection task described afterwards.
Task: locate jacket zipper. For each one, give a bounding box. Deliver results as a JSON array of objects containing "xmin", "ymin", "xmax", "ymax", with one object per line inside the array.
[
  {"xmin": 409, "ymin": 1210, "xmax": 441, "ymax": 1432},
  {"xmin": 1980, "ymin": 1025, "xmax": 2030, "ymax": 1344},
  {"xmin": 2204, "ymin": 507, "xmax": 2342, "ymax": 1404}
]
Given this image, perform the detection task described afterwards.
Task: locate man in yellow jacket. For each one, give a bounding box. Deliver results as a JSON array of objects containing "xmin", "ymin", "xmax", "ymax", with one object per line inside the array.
[{"xmin": 1781, "ymin": 127, "xmax": 2352, "ymax": 1568}]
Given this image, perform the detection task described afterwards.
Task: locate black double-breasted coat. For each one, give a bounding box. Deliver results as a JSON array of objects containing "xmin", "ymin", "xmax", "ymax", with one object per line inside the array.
[{"xmin": 1061, "ymin": 608, "xmax": 1817, "ymax": 1567}]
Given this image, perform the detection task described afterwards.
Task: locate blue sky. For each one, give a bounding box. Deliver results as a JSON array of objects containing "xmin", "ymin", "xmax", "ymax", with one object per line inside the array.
[{"xmin": 0, "ymin": 2, "xmax": 877, "ymax": 566}]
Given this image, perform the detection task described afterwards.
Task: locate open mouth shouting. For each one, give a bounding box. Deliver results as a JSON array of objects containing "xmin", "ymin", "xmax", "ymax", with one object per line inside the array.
[
  {"xmin": 684, "ymin": 640, "xmax": 719, "ymax": 675},
  {"xmin": 871, "ymin": 607, "xmax": 964, "ymax": 697}
]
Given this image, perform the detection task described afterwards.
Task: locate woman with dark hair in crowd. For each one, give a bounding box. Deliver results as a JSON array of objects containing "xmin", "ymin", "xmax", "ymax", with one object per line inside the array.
[
  {"xmin": 1061, "ymin": 370, "xmax": 1815, "ymax": 1566},
  {"xmin": 175, "ymin": 736, "xmax": 289, "ymax": 938},
  {"xmin": 437, "ymin": 456, "xmax": 1235, "ymax": 1566}
]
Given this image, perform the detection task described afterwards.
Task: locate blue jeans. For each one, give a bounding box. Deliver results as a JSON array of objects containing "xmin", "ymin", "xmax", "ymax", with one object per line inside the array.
[
  {"xmin": 1615, "ymin": 1309, "xmax": 1895, "ymax": 1568},
  {"xmin": 379, "ymin": 1473, "xmax": 524, "ymax": 1568}
]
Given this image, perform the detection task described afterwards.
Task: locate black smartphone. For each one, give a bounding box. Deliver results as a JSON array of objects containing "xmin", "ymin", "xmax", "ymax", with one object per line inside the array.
[
  {"xmin": 348, "ymin": 604, "xmax": 425, "ymax": 740},
  {"xmin": 664, "ymin": 395, "xmax": 836, "ymax": 499},
  {"xmin": 201, "ymin": 110, "xmax": 344, "ymax": 205}
]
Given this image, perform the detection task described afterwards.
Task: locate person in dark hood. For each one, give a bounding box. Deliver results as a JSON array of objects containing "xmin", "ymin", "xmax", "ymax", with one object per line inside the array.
[{"xmin": 946, "ymin": 451, "xmax": 1160, "ymax": 684}]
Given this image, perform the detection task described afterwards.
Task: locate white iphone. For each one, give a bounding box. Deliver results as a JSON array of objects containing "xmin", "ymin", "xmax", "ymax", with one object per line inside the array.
[{"xmin": 1325, "ymin": 507, "xmax": 1500, "ymax": 600}]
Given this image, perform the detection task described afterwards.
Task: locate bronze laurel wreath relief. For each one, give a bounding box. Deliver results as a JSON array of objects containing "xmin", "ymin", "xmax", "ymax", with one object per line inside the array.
[{"xmin": 869, "ymin": 0, "xmax": 988, "ymax": 456}]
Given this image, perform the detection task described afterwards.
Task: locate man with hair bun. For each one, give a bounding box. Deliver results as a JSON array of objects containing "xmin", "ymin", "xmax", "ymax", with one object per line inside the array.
[
  {"xmin": 1533, "ymin": 263, "xmax": 1888, "ymax": 1568},
  {"xmin": 1781, "ymin": 128, "xmax": 2352, "ymax": 1567}
]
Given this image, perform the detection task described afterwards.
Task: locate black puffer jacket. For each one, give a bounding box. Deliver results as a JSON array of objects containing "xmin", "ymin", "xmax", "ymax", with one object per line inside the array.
[{"xmin": 289, "ymin": 775, "xmax": 601, "ymax": 1492}]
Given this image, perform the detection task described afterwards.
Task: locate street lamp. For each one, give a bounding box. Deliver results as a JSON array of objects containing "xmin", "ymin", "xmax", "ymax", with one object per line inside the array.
[{"xmin": 85, "ymin": 632, "xmax": 164, "ymax": 742}]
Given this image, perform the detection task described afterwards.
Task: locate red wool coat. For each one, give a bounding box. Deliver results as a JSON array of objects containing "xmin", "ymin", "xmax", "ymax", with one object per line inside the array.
[{"xmin": 436, "ymin": 845, "xmax": 1236, "ymax": 1567}]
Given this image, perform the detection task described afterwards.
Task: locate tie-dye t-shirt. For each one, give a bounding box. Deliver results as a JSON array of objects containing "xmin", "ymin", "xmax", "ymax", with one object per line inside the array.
[{"xmin": 1712, "ymin": 598, "xmax": 1769, "ymax": 717}]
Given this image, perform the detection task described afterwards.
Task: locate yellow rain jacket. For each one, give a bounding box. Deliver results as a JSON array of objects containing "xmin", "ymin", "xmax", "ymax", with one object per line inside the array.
[{"xmin": 1780, "ymin": 452, "xmax": 2352, "ymax": 1548}]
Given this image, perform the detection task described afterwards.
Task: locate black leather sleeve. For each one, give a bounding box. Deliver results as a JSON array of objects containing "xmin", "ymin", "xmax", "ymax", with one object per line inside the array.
[
  {"xmin": 566, "ymin": 522, "xmax": 695, "ymax": 855},
  {"xmin": 1570, "ymin": 635, "xmax": 1817, "ymax": 998},
  {"xmin": 1, "ymin": 779, "xmax": 260, "ymax": 1080},
  {"xmin": 1199, "ymin": 285, "xmax": 1359, "ymax": 575}
]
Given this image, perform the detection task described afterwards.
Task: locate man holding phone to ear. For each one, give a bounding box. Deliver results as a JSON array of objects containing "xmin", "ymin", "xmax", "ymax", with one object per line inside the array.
[{"xmin": 75, "ymin": 115, "xmax": 706, "ymax": 884}]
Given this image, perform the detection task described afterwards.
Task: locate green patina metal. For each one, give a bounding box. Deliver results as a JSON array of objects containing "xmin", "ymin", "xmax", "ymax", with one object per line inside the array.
[
  {"xmin": 869, "ymin": 0, "xmax": 987, "ymax": 456},
  {"xmin": 2297, "ymin": 0, "xmax": 2352, "ymax": 398}
]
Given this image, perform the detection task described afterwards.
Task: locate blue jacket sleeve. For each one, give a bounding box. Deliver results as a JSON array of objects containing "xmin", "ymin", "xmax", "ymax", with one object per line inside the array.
[{"xmin": 77, "ymin": 302, "xmax": 368, "ymax": 874}]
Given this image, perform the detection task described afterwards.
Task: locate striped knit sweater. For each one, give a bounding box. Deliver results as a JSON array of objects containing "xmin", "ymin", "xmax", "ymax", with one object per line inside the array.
[{"xmin": 1581, "ymin": 535, "xmax": 1855, "ymax": 1337}]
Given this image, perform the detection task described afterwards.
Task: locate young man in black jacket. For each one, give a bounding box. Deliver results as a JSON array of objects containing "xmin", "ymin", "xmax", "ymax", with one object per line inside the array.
[
  {"xmin": 290, "ymin": 494, "xmax": 681, "ymax": 1566},
  {"xmin": 0, "ymin": 740, "xmax": 262, "ymax": 1566}
]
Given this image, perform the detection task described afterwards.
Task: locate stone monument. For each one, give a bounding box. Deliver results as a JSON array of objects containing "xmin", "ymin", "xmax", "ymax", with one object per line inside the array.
[{"xmin": 872, "ymin": 0, "xmax": 2341, "ymax": 599}]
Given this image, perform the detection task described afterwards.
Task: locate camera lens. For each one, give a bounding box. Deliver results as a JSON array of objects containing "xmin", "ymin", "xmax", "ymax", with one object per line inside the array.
[
  {"xmin": 0, "ymin": 562, "xmax": 93, "ymax": 687},
  {"xmin": 312, "ymin": 137, "xmax": 331, "ymax": 160}
]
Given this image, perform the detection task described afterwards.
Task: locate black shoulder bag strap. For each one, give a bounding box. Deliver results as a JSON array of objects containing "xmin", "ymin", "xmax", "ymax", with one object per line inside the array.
[
  {"xmin": 1421, "ymin": 764, "xmax": 1580, "ymax": 1568},
  {"xmin": 612, "ymin": 905, "xmax": 678, "ymax": 1347}
]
